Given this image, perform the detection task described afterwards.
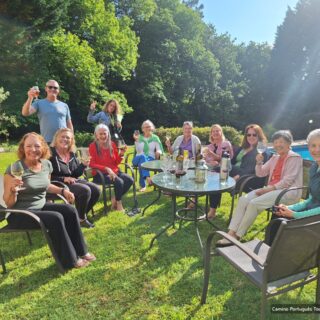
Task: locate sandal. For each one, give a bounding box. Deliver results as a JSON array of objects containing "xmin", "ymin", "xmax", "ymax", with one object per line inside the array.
[
  {"xmin": 74, "ymin": 258, "xmax": 90, "ymax": 268},
  {"xmin": 216, "ymin": 238, "xmax": 233, "ymax": 247},
  {"xmin": 81, "ymin": 253, "xmax": 96, "ymax": 262}
]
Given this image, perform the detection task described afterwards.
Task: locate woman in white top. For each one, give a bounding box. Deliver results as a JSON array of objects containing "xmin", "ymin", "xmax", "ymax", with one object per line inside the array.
[
  {"xmin": 132, "ymin": 120, "xmax": 164, "ymax": 191},
  {"xmin": 166, "ymin": 121, "xmax": 201, "ymax": 159}
]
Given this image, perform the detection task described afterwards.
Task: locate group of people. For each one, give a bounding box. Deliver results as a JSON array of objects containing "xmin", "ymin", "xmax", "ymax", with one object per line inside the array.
[{"xmin": 3, "ymin": 78, "xmax": 320, "ymax": 272}]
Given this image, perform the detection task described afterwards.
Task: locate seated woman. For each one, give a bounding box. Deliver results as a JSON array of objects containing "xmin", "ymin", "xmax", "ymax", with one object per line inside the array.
[
  {"xmin": 217, "ymin": 130, "xmax": 303, "ymax": 246},
  {"xmin": 87, "ymin": 99, "xmax": 123, "ymax": 144},
  {"xmin": 50, "ymin": 128, "xmax": 101, "ymax": 228},
  {"xmin": 202, "ymin": 124, "xmax": 234, "ymax": 219},
  {"xmin": 266, "ymin": 129, "xmax": 320, "ymax": 245},
  {"xmin": 230, "ymin": 124, "xmax": 268, "ymax": 180},
  {"xmin": 132, "ymin": 120, "xmax": 164, "ymax": 192},
  {"xmin": 166, "ymin": 121, "xmax": 201, "ymax": 159},
  {"xmin": 89, "ymin": 124, "xmax": 133, "ymax": 211},
  {"xmin": 3, "ymin": 132, "xmax": 95, "ymax": 270}
]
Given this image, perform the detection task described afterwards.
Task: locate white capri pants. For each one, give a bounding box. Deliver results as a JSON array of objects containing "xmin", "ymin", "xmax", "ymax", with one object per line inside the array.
[{"xmin": 229, "ymin": 189, "xmax": 296, "ymax": 238}]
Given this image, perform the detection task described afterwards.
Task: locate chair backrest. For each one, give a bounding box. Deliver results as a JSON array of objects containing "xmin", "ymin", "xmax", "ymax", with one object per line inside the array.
[
  {"xmin": 265, "ymin": 215, "xmax": 320, "ymax": 283},
  {"xmin": 302, "ymin": 159, "xmax": 313, "ymax": 199}
]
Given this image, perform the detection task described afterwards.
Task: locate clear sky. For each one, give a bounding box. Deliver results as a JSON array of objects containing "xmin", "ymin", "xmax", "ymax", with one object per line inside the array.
[{"xmin": 199, "ymin": 0, "xmax": 299, "ymax": 44}]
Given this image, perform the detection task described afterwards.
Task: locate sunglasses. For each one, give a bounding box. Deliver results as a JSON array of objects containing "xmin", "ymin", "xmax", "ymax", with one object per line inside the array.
[
  {"xmin": 47, "ymin": 86, "xmax": 59, "ymax": 90},
  {"xmin": 246, "ymin": 133, "xmax": 257, "ymax": 137}
]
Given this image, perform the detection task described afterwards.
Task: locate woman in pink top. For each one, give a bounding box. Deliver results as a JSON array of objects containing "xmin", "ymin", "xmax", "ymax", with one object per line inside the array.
[
  {"xmin": 203, "ymin": 124, "xmax": 233, "ymax": 168},
  {"xmin": 217, "ymin": 130, "xmax": 303, "ymax": 246}
]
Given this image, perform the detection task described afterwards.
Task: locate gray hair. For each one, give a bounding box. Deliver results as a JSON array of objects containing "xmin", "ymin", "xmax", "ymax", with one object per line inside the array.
[
  {"xmin": 183, "ymin": 121, "xmax": 193, "ymax": 128},
  {"xmin": 141, "ymin": 120, "xmax": 155, "ymax": 131},
  {"xmin": 271, "ymin": 130, "xmax": 293, "ymax": 145},
  {"xmin": 94, "ymin": 124, "xmax": 112, "ymax": 156},
  {"xmin": 46, "ymin": 79, "xmax": 59, "ymax": 87},
  {"xmin": 307, "ymin": 129, "xmax": 320, "ymax": 144}
]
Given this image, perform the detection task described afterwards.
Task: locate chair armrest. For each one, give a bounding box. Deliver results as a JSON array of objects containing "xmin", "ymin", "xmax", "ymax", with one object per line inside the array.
[
  {"xmin": 215, "ymin": 231, "xmax": 266, "ymax": 266},
  {"xmin": 123, "ymin": 163, "xmax": 135, "ymax": 177},
  {"xmin": 0, "ymin": 207, "xmax": 41, "ymax": 223},
  {"xmin": 274, "ymin": 186, "xmax": 308, "ymax": 205},
  {"xmin": 124, "ymin": 152, "xmax": 134, "ymax": 164},
  {"xmin": 50, "ymin": 180, "xmax": 69, "ymax": 190},
  {"xmin": 238, "ymin": 175, "xmax": 258, "ymax": 196}
]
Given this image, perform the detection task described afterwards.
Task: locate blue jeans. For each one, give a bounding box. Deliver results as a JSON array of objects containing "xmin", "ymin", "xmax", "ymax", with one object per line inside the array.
[{"xmin": 132, "ymin": 154, "xmax": 154, "ymax": 188}]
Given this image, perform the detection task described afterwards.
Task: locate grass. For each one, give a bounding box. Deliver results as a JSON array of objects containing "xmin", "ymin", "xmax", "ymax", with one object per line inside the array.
[{"xmin": 0, "ymin": 151, "xmax": 317, "ymax": 319}]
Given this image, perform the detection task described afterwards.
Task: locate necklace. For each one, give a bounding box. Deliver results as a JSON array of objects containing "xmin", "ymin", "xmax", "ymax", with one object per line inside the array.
[{"xmin": 57, "ymin": 150, "xmax": 70, "ymax": 163}]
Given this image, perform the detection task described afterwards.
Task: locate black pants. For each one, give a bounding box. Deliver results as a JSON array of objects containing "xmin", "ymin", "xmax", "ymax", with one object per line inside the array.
[
  {"xmin": 67, "ymin": 180, "xmax": 101, "ymax": 219},
  {"xmin": 93, "ymin": 171, "xmax": 133, "ymax": 201},
  {"xmin": 8, "ymin": 203, "xmax": 88, "ymax": 269},
  {"xmin": 209, "ymin": 194, "xmax": 221, "ymax": 209}
]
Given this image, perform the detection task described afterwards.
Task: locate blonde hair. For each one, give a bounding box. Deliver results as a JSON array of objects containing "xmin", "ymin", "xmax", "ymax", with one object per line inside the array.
[
  {"xmin": 209, "ymin": 124, "xmax": 225, "ymax": 143},
  {"xmin": 51, "ymin": 128, "xmax": 76, "ymax": 153},
  {"xmin": 104, "ymin": 99, "xmax": 122, "ymax": 116},
  {"xmin": 17, "ymin": 132, "xmax": 51, "ymax": 160}
]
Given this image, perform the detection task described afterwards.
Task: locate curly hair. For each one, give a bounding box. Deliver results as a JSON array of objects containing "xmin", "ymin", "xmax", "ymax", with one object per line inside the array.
[
  {"xmin": 17, "ymin": 132, "xmax": 51, "ymax": 160},
  {"xmin": 103, "ymin": 99, "xmax": 122, "ymax": 116}
]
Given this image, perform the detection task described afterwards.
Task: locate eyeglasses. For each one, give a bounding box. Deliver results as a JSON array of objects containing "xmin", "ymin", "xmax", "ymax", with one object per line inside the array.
[
  {"xmin": 246, "ymin": 133, "xmax": 257, "ymax": 137},
  {"xmin": 47, "ymin": 86, "xmax": 59, "ymax": 90}
]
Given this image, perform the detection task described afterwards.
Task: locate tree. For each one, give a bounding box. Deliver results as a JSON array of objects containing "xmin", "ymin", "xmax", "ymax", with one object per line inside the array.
[{"xmin": 265, "ymin": 0, "xmax": 320, "ymax": 138}]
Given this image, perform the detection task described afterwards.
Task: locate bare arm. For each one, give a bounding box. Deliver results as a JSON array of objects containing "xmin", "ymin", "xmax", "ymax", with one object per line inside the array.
[
  {"xmin": 67, "ymin": 119, "xmax": 74, "ymax": 132},
  {"xmin": 21, "ymin": 88, "xmax": 37, "ymax": 116},
  {"xmin": 3, "ymin": 174, "xmax": 23, "ymax": 208}
]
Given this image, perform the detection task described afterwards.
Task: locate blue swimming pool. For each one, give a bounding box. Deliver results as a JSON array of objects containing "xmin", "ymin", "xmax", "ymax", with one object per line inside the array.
[
  {"xmin": 269, "ymin": 144, "xmax": 312, "ymax": 160},
  {"xmin": 291, "ymin": 145, "xmax": 312, "ymax": 160}
]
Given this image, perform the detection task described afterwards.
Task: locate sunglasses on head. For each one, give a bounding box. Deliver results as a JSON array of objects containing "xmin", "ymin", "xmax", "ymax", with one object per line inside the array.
[
  {"xmin": 246, "ymin": 133, "xmax": 257, "ymax": 137},
  {"xmin": 47, "ymin": 86, "xmax": 59, "ymax": 90}
]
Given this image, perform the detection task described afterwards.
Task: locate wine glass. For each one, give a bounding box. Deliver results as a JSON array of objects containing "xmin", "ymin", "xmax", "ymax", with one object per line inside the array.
[
  {"xmin": 78, "ymin": 148, "xmax": 91, "ymax": 163},
  {"xmin": 10, "ymin": 161, "xmax": 26, "ymax": 191},
  {"xmin": 165, "ymin": 133, "xmax": 171, "ymax": 143},
  {"xmin": 257, "ymin": 141, "xmax": 267, "ymax": 154},
  {"xmin": 32, "ymin": 86, "xmax": 40, "ymax": 100}
]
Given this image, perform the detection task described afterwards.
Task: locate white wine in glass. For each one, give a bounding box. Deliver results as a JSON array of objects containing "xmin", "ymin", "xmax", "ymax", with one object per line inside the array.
[
  {"xmin": 78, "ymin": 148, "xmax": 91, "ymax": 162},
  {"xmin": 32, "ymin": 86, "xmax": 40, "ymax": 100},
  {"xmin": 10, "ymin": 161, "xmax": 26, "ymax": 191},
  {"xmin": 257, "ymin": 141, "xmax": 267, "ymax": 154}
]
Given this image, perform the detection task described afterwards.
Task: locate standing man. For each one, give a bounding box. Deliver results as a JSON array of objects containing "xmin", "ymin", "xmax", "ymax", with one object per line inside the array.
[{"xmin": 22, "ymin": 79, "xmax": 73, "ymax": 143}]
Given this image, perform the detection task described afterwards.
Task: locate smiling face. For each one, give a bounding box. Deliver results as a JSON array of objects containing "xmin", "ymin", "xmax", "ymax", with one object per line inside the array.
[
  {"xmin": 210, "ymin": 126, "xmax": 222, "ymax": 141},
  {"xmin": 96, "ymin": 128, "xmax": 109, "ymax": 144},
  {"xmin": 273, "ymin": 137, "xmax": 291, "ymax": 156},
  {"xmin": 45, "ymin": 80, "xmax": 60, "ymax": 100},
  {"xmin": 183, "ymin": 124, "xmax": 192, "ymax": 139},
  {"xmin": 142, "ymin": 123, "xmax": 153, "ymax": 136},
  {"xmin": 106, "ymin": 101, "xmax": 116, "ymax": 113},
  {"xmin": 23, "ymin": 135, "xmax": 43, "ymax": 163},
  {"xmin": 246, "ymin": 128, "xmax": 259, "ymax": 147},
  {"xmin": 56, "ymin": 130, "xmax": 73, "ymax": 152},
  {"xmin": 308, "ymin": 136, "xmax": 320, "ymax": 163}
]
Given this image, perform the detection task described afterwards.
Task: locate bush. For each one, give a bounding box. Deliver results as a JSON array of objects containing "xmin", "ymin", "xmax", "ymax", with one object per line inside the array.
[
  {"xmin": 74, "ymin": 131, "xmax": 93, "ymax": 147},
  {"xmin": 156, "ymin": 126, "xmax": 243, "ymax": 146}
]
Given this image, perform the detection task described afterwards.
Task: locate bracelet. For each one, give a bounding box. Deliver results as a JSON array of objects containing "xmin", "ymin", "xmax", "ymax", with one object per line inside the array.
[{"xmin": 61, "ymin": 187, "xmax": 67, "ymax": 196}]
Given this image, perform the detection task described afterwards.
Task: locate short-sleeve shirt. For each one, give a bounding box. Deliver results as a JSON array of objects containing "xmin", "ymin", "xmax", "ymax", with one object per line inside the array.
[
  {"xmin": 32, "ymin": 99, "xmax": 71, "ymax": 142},
  {"xmin": 5, "ymin": 159, "xmax": 53, "ymax": 210}
]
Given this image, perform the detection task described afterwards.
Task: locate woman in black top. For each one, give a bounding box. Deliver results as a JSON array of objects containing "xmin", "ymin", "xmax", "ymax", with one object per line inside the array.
[{"xmin": 50, "ymin": 128, "xmax": 101, "ymax": 228}]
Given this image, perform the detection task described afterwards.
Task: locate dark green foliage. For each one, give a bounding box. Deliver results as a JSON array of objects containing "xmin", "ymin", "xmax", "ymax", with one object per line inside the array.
[{"xmin": 74, "ymin": 131, "xmax": 94, "ymax": 147}]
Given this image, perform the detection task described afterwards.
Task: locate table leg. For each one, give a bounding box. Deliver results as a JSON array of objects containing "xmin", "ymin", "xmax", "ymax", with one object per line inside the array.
[
  {"xmin": 142, "ymin": 189, "xmax": 162, "ymax": 216},
  {"xmin": 148, "ymin": 194, "xmax": 176, "ymax": 249}
]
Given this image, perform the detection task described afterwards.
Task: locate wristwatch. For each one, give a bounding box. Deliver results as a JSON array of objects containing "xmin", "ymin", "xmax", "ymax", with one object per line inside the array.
[{"xmin": 61, "ymin": 187, "xmax": 67, "ymax": 196}]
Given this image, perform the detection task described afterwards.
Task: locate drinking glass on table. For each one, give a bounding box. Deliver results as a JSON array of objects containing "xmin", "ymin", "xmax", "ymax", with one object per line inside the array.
[
  {"xmin": 10, "ymin": 161, "xmax": 26, "ymax": 191},
  {"xmin": 257, "ymin": 141, "xmax": 268, "ymax": 154}
]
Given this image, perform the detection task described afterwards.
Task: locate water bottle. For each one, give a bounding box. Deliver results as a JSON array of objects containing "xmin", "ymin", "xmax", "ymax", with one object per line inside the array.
[{"xmin": 220, "ymin": 150, "xmax": 230, "ymax": 183}]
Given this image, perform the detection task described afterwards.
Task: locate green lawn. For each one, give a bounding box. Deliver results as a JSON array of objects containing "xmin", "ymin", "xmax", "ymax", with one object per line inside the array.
[{"xmin": 0, "ymin": 152, "xmax": 317, "ymax": 319}]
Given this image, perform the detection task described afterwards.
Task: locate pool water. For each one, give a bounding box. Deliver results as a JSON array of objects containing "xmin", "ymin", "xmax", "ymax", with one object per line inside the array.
[
  {"xmin": 291, "ymin": 145, "xmax": 312, "ymax": 160},
  {"xmin": 269, "ymin": 145, "xmax": 312, "ymax": 160}
]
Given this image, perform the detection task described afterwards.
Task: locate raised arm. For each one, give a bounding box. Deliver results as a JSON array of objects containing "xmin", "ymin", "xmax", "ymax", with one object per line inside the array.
[{"xmin": 21, "ymin": 88, "xmax": 37, "ymax": 116}]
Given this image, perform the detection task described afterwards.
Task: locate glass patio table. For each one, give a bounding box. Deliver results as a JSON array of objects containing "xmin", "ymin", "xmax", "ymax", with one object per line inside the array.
[
  {"xmin": 140, "ymin": 159, "xmax": 195, "ymax": 215},
  {"xmin": 149, "ymin": 171, "xmax": 235, "ymax": 251}
]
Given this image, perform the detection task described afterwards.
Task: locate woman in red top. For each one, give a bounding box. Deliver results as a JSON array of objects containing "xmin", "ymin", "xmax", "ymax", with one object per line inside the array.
[{"xmin": 89, "ymin": 124, "xmax": 133, "ymax": 212}]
